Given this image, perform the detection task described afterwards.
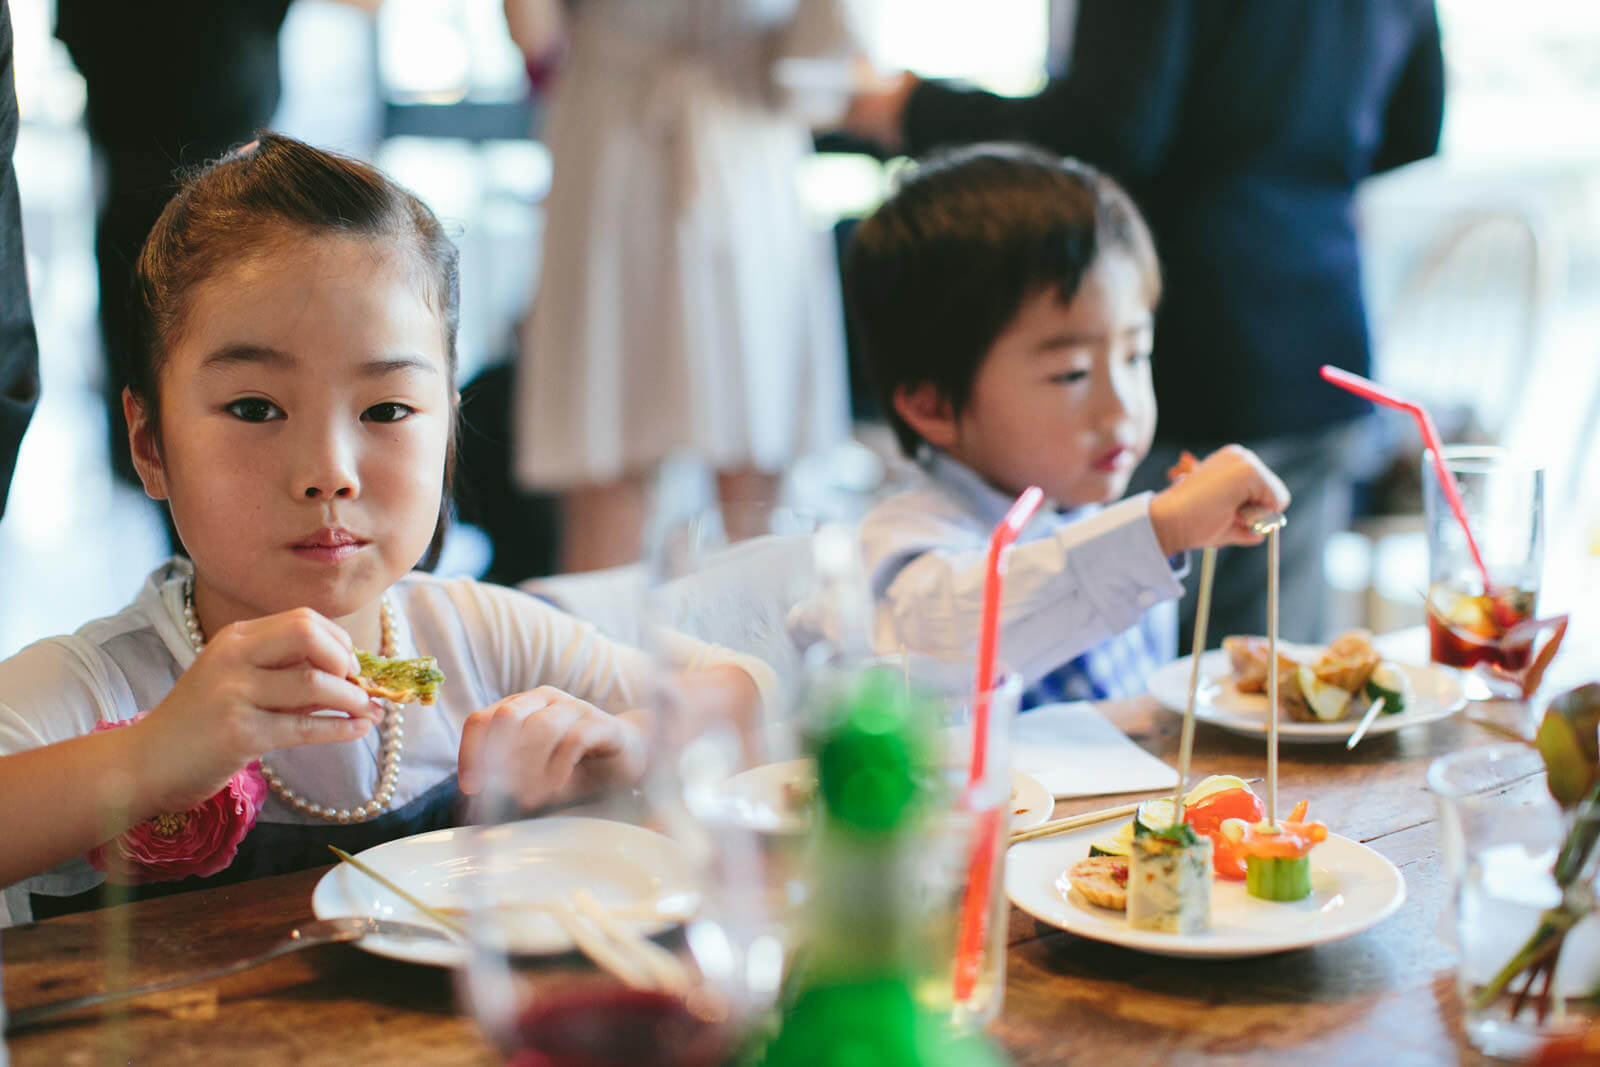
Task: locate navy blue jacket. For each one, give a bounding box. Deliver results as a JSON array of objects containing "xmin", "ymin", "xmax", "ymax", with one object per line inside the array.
[{"xmin": 902, "ymin": 0, "xmax": 1445, "ymax": 441}]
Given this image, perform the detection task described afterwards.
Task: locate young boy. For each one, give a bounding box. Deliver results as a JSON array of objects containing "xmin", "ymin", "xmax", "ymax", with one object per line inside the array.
[{"xmin": 846, "ymin": 145, "xmax": 1290, "ymax": 707}]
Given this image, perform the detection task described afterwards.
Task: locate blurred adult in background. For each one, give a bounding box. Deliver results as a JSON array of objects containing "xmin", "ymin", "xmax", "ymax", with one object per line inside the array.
[
  {"xmin": 844, "ymin": 0, "xmax": 1445, "ymax": 646},
  {"xmin": 1, "ymin": 0, "xmax": 38, "ymax": 519},
  {"xmin": 54, "ymin": 0, "xmax": 292, "ymax": 506},
  {"xmin": 505, "ymin": 0, "xmax": 855, "ymax": 572}
]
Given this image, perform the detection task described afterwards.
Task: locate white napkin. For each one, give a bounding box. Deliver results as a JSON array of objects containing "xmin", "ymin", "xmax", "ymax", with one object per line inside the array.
[{"xmin": 1011, "ymin": 701, "xmax": 1178, "ymax": 799}]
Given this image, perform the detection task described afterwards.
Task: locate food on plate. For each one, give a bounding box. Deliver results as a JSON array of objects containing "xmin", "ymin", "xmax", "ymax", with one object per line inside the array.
[
  {"xmin": 1224, "ymin": 800, "xmax": 1328, "ymax": 903},
  {"xmin": 1126, "ymin": 823, "xmax": 1213, "ymax": 934},
  {"xmin": 355, "ymin": 650, "xmax": 445, "ymax": 705},
  {"xmin": 1223, "ymin": 636, "xmax": 1300, "ymax": 695},
  {"xmin": 1223, "ymin": 631, "xmax": 1411, "ymax": 723},
  {"xmin": 781, "ymin": 776, "xmax": 817, "ymax": 816},
  {"xmin": 1092, "ymin": 775, "xmax": 1262, "ymax": 880},
  {"xmin": 1065, "ymin": 856, "xmax": 1129, "ymax": 910}
]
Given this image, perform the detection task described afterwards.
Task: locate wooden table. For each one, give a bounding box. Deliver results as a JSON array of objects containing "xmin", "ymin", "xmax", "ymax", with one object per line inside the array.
[{"xmin": 0, "ymin": 694, "xmax": 1569, "ymax": 1065}]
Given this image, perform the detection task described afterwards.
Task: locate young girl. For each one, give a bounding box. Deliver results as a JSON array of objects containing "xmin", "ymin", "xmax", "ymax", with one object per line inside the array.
[{"xmin": 0, "ymin": 134, "xmax": 766, "ymax": 925}]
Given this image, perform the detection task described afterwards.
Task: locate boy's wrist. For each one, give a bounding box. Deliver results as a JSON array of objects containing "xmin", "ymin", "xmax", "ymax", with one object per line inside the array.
[{"xmin": 1148, "ymin": 489, "xmax": 1189, "ymax": 558}]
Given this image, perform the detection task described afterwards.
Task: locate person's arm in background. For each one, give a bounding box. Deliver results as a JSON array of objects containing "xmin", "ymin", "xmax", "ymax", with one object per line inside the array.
[
  {"xmin": 0, "ymin": 0, "xmax": 40, "ymax": 518},
  {"xmin": 1371, "ymin": 2, "xmax": 1445, "ymax": 175},
  {"xmin": 849, "ymin": 0, "xmax": 1197, "ymax": 182}
]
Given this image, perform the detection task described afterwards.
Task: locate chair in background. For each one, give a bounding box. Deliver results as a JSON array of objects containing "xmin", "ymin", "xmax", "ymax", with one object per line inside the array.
[{"xmin": 1338, "ymin": 204, "xmax": 1567, "ymax": 633}]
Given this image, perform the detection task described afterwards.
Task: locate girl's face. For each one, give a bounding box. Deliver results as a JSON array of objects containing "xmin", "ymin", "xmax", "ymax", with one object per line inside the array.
[{"xmin": 129, "ymin": 229, "xmax": 453, "ymax": 635}]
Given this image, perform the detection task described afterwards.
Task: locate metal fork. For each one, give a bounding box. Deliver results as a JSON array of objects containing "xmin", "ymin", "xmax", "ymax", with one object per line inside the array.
[{"xmin": 4, "ymin": 915, "xmax": 452, "ymax": 1033}]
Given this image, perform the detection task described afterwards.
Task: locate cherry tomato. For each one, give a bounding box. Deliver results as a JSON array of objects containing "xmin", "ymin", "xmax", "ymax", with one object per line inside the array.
[{"xmin": 1184, "ymin": 788, "xmax": 1264, "ymax": 838}]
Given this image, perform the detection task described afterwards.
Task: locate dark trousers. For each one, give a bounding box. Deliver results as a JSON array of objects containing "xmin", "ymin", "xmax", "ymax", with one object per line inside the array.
[{"xmin": 1127, "ymin": 422, "xmax": 1376, "ymax": 650}]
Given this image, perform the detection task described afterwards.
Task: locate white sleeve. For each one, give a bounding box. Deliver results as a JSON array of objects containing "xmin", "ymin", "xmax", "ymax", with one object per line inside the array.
[
  {"xmin": 0, "ymin": 637, "xmax": 131, "ymax": 756},
  {"xmin": 440, "ymin": 579, "xmax": 777, "ymax": 716},
  {"xmin": 868, "ymin": 494, "xmax": 1186, "ymax": 686}
]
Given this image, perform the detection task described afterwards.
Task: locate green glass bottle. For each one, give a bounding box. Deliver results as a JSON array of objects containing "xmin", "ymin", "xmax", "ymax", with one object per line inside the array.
[{"xmin": 757, "ymin": 671, "xmax": 1009, "ymax": 1067}]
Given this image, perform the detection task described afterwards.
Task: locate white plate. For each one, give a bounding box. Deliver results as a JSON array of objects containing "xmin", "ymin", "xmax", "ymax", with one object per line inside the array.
[
  {"xmin": 716, "ymin": 759, "xmax": 1053, "ymax": 833},
  {"xmin": 1006, "ymin": 823, "xmax": 1406, "ymax": 959},
  {"xmin": 1146, "ymin": 643, "xmax": 1466, "ymax": 744},
  {"xmin": 311, "ymin": 816, "xmax": 698, "ymax": 967}
]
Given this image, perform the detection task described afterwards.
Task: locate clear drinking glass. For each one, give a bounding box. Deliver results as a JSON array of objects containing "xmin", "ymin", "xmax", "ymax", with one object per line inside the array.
[
  {"xmin": 1428, "ymin": 743, "xmax": 1600, "ymax": 1060},
  {"xmin": 1423, "ymin": 446, "xmax": 1546, "ymax": 696},
  {"xmin": 878, "ymin": 654, "xmax": 1021, "ymax": 1030}
]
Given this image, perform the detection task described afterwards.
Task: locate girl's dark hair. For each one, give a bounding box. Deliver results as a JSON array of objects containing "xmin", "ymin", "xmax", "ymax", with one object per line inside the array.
[
  {"xmin": 844, "ymin": 144, "xmax": 1161, "ymax": 457},
  {"xmin": 131, "ymin": 132, "xmax": 461, "ymax": 570}
]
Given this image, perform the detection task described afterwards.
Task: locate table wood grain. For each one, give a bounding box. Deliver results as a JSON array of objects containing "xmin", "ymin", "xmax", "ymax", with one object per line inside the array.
[{"xmin": 0, "ymin": 695, "xmax": 1556, "ymax": 1065}]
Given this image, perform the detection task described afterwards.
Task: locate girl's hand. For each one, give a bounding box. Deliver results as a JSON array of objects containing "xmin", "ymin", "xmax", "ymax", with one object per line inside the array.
[
  {"xmin": 1149, "ymin": 444, "xmax": 1292, "ymax": 555},
  {"xmin": 457, "ymin": 687, "xmax": 646, "ymax": 810},
  {"xmin": 132, "ymin": 608, "xmax": 382, "ymax": 815}
]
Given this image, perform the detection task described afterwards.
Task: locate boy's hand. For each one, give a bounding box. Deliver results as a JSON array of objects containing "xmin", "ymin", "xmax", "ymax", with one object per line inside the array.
[
  {"xmin": 134, "ymin": 608, "xmax": 382, "ymax": 815},
  {"xmin": 1149, "ymin": 445, "xmax": 1291, "ymax": 556},
  {"xmin": 457, "ymin": 687, "xmax": 646, "ymax": 810}
]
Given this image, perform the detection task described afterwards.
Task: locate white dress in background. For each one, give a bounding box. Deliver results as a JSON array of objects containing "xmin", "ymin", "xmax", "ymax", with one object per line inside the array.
[{"xmin": 514, "ymin": 0, "xmax": 854, "ymax": 489}]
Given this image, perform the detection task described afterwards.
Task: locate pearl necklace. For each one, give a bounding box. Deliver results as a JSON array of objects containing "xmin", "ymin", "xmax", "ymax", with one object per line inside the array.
[{"xmin": 182, "ymin": 578, "xmax": 406, "ymax": 824}]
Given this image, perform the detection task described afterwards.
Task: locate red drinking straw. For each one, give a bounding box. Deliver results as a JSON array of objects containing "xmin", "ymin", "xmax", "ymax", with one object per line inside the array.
[
  {"xmin": 1319, "ymin": 365, "xmax": 1495, "ymax": 594},
  {"xmin": 952, "ymin": 485, "xmax": 1043, "ymax": 1002}
]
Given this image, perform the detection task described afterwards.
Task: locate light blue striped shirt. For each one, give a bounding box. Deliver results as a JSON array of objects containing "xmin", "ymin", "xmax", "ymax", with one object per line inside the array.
[{"xmin": 861, "ymin": 449, "xmax": 1187, "ymax": 708}]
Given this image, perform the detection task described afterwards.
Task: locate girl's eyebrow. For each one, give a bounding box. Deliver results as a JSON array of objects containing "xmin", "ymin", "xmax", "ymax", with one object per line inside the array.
[
  {"xmin": 360, "ymin": 355, "xmax": 439, "ymax": 377},
  {"xmin": 199, "ymin": 343, "xmax": 294, "ymax": 372},
  {"xmin": 197, "ymin": 345, "xmax": 438, "ymax": 377}
]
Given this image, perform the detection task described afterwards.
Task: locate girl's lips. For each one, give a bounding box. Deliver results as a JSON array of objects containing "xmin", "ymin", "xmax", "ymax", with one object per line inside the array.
[{"xmin": 291, "ymin": 542, "xmax": 367, "ymax": 563}]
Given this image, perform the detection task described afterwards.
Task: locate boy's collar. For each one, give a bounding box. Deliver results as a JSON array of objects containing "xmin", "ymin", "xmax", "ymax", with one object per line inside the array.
[{"xmin": 917, "ymin": 446, "xmax": 1088, "ymax": 526}]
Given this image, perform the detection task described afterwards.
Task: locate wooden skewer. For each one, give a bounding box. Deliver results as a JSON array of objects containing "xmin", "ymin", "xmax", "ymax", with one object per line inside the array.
[
  {"xmin": 570, "ymin": 890, "xmax": 693, "ymax": 996},
  {"xmin": 1008, "ymin": 799, "xmax": 1147, "ymax": 844},
  {"xmin": 1344, "ymin": 696, "xmax": 1387, "ymax": 750},
  {"xmin": 328, "ymin": 847, "xmax": 466, "ymax": 937},
  {"xmin": 433, "ymin": 901, "xmax": 693, "ymax": 922},
  {"xmin": 546, "ymin": 898, "xmax": 656, "ymax": 991},
  {"xmin": 1172, "ymin": 546, "xmax": 1218, "ymax": 821},
  {"xmin": 1265, "ymin": 524, "xmax": 1282, "ymax": 827},
  {"xmin": 1008, "ymin": 777, "xmax": 1265, "ymax": 845}
]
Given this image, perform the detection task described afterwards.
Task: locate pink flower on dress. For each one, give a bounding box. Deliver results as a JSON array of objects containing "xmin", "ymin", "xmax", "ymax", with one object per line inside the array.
[{"xmin": 85, "ymin": 713, "xmax": 269, "ymax": 884}]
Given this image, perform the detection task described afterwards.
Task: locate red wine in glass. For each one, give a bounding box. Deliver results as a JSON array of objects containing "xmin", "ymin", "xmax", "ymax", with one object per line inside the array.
[{"xmin": 506, "ymin": 988, "xmax": 730, "ymax": 1067}]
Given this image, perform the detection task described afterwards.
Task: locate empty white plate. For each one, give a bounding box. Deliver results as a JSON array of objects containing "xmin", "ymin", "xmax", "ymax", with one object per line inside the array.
[{"xmin": 311, "ymin": 816, "xmax": 698, "ymax": 967}]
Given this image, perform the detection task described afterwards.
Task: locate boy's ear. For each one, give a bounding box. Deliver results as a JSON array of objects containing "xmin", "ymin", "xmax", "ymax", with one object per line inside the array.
[
  {"xmin": 892, "ymin": 382, "xmax": 959, "ymax": 449},
  {"xmin": 123, "ymin": 388, "xmax": 170, "ymax": 501}
]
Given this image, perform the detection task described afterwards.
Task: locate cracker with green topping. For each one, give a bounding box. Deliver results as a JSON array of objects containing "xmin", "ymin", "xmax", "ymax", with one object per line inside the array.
[{"xmin": 355, "ymin": 650, "xmax": 445, "ymax": 705}]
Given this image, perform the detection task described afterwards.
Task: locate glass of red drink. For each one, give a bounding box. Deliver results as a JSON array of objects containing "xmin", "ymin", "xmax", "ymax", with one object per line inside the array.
[{"xmin": 1422, "ymin": 446, "xmax": 1545, "ymax": 697}]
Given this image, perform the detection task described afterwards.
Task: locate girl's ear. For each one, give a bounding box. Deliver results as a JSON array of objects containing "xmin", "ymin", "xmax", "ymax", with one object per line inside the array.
[
  {"xmin": 892, "ymin": 382, "xmax": 959, "ymax": 449},
  {"xmin": 123, "ymin": 388, "xmax": 170, "ymax": 501}
]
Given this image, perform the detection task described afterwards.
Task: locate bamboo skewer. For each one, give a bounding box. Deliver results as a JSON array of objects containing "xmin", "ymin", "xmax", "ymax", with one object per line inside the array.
[
  {"xmin": 1344, "ymin": 696, "xmax": 1388, "ymax": 750},
  {"xmin": 1008, "ymin": 777, "xmax": 1265, "ymax": 845},
  {"xmin": 1007, "ymin": 798, "xmax": 1147, "ymax": 844},
  {"xmin": 1264, "ymin": 523, "xmax": 1282, "ymax": 828},
  {"xmin": 571, "ymin": 890, "xmax": 693, "ymax": 995},
  {"xmin": 545, "ymin": 899, "xmax": 656, "ymax": 991},
  {"xmin": 328, "ymin": 846, "xmax": 466, "ymax": 937},
  {"xmin": 1171, "ymin": 547, "xmax": 1218, "ymax": 821}
]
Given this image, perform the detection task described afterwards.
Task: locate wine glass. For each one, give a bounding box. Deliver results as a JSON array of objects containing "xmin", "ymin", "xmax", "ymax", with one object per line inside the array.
[{"xmin": 453, "ymin": 499, "xmax": 826, "ymax": 1065}]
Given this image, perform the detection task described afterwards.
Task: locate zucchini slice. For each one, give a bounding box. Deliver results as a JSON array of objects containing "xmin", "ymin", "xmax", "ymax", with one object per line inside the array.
[
  {"xmin": 1364, "ymin": 662, "xmax": 1412, "ymax": 715},
  {"xmin": 1296, "ymin": 664, "xmax": 1353, "ymax": 722}
]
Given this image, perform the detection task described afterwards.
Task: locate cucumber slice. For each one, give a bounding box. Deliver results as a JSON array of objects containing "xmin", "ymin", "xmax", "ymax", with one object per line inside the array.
[
  {"xmin": 1364, "ymin": 662, "xmax": 1412, "ymax": 715},
  {"xmin": 1296, "ymin": 664, "xmax": 1353, "ymax": 722},
  {"xmin": 1245, "ymin": 854, "xmax": 1312, "ymax": 901},
  {"xmin": 1089, "ymin": 821, "xmax": 1136, "ymax": 857},
  {"xmin": 1135, "ymin": 775, "xmax": 1257, "ymax": 836}
]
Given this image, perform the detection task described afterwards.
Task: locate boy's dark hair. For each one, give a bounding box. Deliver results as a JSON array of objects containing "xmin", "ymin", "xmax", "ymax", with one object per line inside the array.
[
  {"xmin": 845, "ymin": 144, "xmax": 1161, "ymax": 457},
  {"xmin": 130, "ymin": 132, "xmax": 461, "ymax": 570}
]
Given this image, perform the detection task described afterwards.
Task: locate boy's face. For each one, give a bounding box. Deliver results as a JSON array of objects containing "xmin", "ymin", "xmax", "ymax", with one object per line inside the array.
[{"xmin": 903, "ymin": 252, "xmax": 1158, "ymax": 508}]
